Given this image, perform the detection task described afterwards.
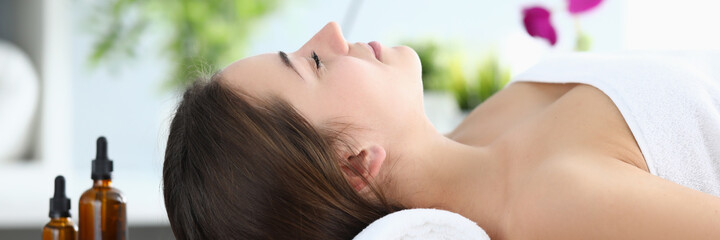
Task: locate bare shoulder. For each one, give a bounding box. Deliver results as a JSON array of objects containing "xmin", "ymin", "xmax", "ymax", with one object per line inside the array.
[
  {"xmin": 503, "ymin": 156, "xmax": 720, "ymax": 239},
  {"xmin": 448, "ymin": 81, "xmax": 578, "ymax": 145}
]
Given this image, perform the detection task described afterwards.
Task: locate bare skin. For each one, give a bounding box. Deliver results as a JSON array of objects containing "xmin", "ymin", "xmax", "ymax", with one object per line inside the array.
[
  {"xmin": 451, "ymin": 82, "xmax": 720, "ymax": 239},
  {"xmin": 222, "ymin": 22, "xmax": 720, "ymax": 239}
]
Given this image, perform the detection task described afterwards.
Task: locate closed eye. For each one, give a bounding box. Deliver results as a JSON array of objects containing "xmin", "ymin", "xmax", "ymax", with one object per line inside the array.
[{"xmin": 311, "ymin": 51, "xmax": 321, "ymax": 69}]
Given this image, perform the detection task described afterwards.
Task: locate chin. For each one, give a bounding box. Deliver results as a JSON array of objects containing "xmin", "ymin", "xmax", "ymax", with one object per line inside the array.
[
  {"xmin": 395, "ymin": 45, "xmax": 422, "ymax": 81},
  {"xmin": 396, "ymin": 45, "xmax": 421, "ymax": 66}
]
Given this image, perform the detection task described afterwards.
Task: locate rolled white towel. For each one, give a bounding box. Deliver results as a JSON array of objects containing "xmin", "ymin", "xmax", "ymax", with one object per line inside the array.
[{"xmin": 353, "ymin": 208, "xmax": 490, "ymax": 240}]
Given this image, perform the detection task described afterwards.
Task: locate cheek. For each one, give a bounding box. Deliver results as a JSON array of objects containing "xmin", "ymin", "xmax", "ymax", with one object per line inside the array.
[
  {"xmin": 306, "ymin": 60, "xmax": 391, "ymax": 124},
  {"xmin": 296, "ymin": 55, "xmax": 422, "ymax": 129},
  {"xmin": 323, "ymin": 61, "xmax": 414, "ymax": 125}
]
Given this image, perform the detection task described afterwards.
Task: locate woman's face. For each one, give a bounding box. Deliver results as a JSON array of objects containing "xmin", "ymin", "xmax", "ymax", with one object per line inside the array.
[{"xmin": 222, "ymin": 22, "xmax": 423, "ymax": 138}]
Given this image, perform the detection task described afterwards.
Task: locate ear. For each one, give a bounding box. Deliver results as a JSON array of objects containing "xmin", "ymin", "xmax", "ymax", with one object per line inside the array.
[{"xmin": 341, "ymin": 145, "xmax": 386, "ymax": 192}]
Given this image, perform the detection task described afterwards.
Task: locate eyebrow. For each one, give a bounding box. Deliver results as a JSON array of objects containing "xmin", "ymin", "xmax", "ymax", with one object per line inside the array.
[{"xmin": 278, "ymin": 51, "xmax": 303, "ymax": 80}]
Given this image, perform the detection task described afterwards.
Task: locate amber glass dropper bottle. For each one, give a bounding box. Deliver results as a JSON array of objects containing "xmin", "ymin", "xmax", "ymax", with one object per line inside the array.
[
  {"xmin": 43, "ymin": 175, "xmax": 78, "ymax": 240},
  {"xmin": 79, "ymin": 136, "xmax": 127, "ymax": 240}
]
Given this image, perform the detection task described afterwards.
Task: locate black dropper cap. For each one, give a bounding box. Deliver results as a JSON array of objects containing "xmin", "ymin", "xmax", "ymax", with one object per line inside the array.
[
  {"xmin": 49, "ymin": 175, "xmax": 71, "ymax": 218},
  {"xmin": 91, "ymin": 136, "xmax": 114, "ymax": 180}
]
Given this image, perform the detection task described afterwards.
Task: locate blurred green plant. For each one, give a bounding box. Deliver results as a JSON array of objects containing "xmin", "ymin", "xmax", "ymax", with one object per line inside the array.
[
  {"xmin": 574, "ymin": 30, "xmax": 592, "ymax": 51},
  {"xmin": 403, "ymin": 40, "xmax": 448, "ymax": 91},
  {"xmin": 448, "ymin": 57, "xmax": 471, "ymax": 110},
  {"xmin": 87, "ymin": 0, "xmax": 281, "ymax": 90},
  {"xmin": 473, "ymin": 54, "xmax": 512, "ymax": 105},
  {"xmin": 408, "ymin": 40, "xmax": 511, "ymax": 111}
]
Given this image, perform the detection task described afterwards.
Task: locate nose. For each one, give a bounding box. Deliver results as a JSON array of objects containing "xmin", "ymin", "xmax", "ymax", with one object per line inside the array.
[{"xmin": 300, "ymin": 22, "xmax": 349, "ymax": 55}]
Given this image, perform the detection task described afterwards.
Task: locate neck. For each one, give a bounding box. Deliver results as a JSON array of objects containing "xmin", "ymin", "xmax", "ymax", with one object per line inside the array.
[{"xmin": 380, "ymin": 122, "xmax": 509, "ymax": 237}]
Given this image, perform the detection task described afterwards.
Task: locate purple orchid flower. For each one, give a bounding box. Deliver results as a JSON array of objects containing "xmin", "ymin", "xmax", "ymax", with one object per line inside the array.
[
  {"xmin": 568, "ymin": 0, "xmax": 603, "ymax": 14},
  {"xmin": 522, "ymin": 6, "xmax": 557, "ymax": 46}
]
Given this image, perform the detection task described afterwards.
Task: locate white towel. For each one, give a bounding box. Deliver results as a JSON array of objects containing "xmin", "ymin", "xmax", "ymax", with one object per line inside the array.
[
  {"xmin": 353, "ymin": 208, "xmax": 490, "ymax": 240},
  {"xmin": 512, "ymin": 51, "xmax": 720, "ymax": 197}
]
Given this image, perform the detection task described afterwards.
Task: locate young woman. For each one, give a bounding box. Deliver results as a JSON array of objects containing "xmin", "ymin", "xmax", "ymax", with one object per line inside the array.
[{"xmin": 162, "ymin": 22, "xmax": 720, "ymax": 239}]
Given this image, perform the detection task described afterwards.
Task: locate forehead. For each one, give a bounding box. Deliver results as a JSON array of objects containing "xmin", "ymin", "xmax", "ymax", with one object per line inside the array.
[{"xmin": 220, "ymin": 53, "xmax": 298, "ymax": 96}]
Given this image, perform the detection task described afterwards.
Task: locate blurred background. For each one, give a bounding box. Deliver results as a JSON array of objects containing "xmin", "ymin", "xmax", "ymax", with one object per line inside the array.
[{"xmin": 0, "ymin": 0, "xmax": 718, "ymax": 239}]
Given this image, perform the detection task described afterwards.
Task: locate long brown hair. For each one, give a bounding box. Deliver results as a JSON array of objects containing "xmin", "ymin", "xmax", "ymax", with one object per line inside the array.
[{"xmin": 163, "ymin": 74, "xmax": 403, "ymax": 239}]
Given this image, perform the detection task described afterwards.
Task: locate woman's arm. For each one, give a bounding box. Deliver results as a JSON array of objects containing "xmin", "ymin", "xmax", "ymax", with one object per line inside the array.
[{"xmin": 509, "ymin": 157, "xmax": 720, "ymax": 239}]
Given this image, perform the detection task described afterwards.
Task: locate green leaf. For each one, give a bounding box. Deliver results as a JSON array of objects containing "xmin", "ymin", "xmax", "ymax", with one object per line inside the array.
[{"xmin": 86, "ymin": 0, "xmax": 284, "ymax": 90}]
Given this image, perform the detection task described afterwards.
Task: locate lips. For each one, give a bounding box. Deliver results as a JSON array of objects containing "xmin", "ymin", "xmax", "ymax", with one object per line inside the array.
[{"xmin": 368, "ymin": 41, "xmax": 383, "ymax": 61}]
